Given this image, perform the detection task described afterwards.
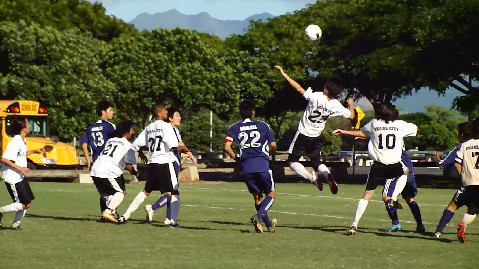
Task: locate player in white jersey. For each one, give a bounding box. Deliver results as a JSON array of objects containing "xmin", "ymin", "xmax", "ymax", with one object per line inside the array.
[
  {"xmin": 275, "ymin": 65, "xmax": 355, "ymax": 194},
  {"xmin": 144, "ymin": 107, "xmax": 196, "ymax": 225},
  {"xmin": 454, "ymin": 119, "xmax": 479, "ymax": 243},
  {"xmin": 119, "ymin": 103, "xmax": 188, "ymax": 227},
  {"xmin": 333, "ymin": 102, "xmax": 417, "ymax": 235},
  {"xmin": 0, "ymin": 117, "xmax": 45, "ymax": 229},
  {"xmin": 90, "ymin": 120, "xmax": 137, "ymax": 223}
]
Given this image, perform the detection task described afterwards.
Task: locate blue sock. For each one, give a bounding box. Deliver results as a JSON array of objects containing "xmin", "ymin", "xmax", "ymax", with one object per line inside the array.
[
  {"xmin": 100, "ymin": 197, "xmax": 108, "ymax": 213},
  {"xmin": 435, "ymin": 209, "xmax": 455, "ymax": 233},
  {"xmin": 166, "ymin": 202, "xmax": 171, "ymax": 220},
  {"xmin": 407, "ymin": 201, "xmax": 423, "ymax": 226},
  {"xmin": 255, "ymin": 203, "xmax": 271, "ymax": 227},
  {"xmin": 385, "ymin": 201, "xmax": 400, "ymax": 225},
  {"xmin": 152, "ymin": 194, "xmax": 171, "ymax": 211},
  {"xmin": 257, "ymin": 196, "xmax": 274, "ymax": 226}
]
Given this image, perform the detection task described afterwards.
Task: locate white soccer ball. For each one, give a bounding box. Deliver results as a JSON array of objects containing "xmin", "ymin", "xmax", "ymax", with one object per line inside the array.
[{"xmin": 305, "ymin": 24, "xmax": 322, "ymax": 42}]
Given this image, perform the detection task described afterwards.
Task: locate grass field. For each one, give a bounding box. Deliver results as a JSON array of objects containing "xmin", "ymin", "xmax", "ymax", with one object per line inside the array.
[{"xmin": 0, "ymin": 181, "xmax": 477, "ymax": 268}]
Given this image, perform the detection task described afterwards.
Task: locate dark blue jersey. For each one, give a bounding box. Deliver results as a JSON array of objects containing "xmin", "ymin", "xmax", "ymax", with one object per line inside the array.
[
  {"xmin": 79, "ymin": 120, "xmax": 116, "ymax": 163},
  {"xmin": 226, "ymin": 118, "xmax": 275, "ymax": 173}
]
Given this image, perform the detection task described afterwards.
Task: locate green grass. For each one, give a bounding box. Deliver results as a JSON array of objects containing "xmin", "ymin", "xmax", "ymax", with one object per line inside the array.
[{"xmin": 0, "ymin": 181, "xmax": 476, "ymax": 268}]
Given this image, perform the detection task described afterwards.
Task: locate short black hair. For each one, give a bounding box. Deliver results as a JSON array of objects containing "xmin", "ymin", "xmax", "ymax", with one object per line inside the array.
[
  {"xmin": 324, "ymin": 78, "xmax": 343, "ymax": 99},
  {"xmin": 458, "ymin": 122, "xmax": 471, "ymax": 140},
  {"xmin": 373, "ymin": 102, "xmax": 398, "ymax": 123},
  {"xmin": 114, "ymin": 120, "xmax": 133, "ymax": 138},
  {"xmin": 11, "ymin": 116, "xmax": 28, "ymax": 135},
  {"xmin": 239, "ymin": 100, "xmax": 255, "ymax": 120},
  {"xmin": 151, "ymin": 103, "xmax": 165, "ymax": 117},
  {"xmin": 96, "ymin": 100, "xmax": 113, "ymax": 117},
  {"xmin": 469, "ymin": 118, "xmax": 479, "ymax": 139},
  {"xmin": 167, "ymin": 107, "xmax": 180, "ymax": 123}
]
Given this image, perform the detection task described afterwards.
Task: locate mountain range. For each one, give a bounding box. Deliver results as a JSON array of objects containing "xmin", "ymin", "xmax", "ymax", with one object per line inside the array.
[{"xmin": 129, "ymin": 9, "xmax": 274, "ymax": 39}]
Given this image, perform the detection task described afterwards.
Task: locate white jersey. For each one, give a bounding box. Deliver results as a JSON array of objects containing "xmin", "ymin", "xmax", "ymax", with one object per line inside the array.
[
  {"xmin": 168, "ymin": 126, "xmax": 182, "ymax": 164},
  {"xmin": 91, "ymin": 137, "xmax": 136, "ymax": 178},
  {"xmin": 1, "ymin": 135, "xmax": 28, "ymax": 184},
  {"xmin": 132, "ymin": 120, "xmax": 179, "ymax": 164},
  {"xmin": 455, "ymin": 139, "xmax": 479, "ymax": 186},
  {"xmin": 298, "ymin": 88, "xmax": 351, "ymax": 137},
  {"xmin": 361, "ymin": 119, "xmax": 417, "ymax": 165}
]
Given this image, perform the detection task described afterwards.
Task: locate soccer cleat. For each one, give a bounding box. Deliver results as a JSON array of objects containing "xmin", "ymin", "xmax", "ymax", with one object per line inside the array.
[
  {"xmin": 145, "ymin": 204, "xmax": 154, "ymax": 223},
  {"xmin": 250, "ymin": 215, "xmax": 263, "ymax": 233},
  {"xmin": 11, "ymin": 222, "xmax": 21, "ymax": 230},
  {"xmin": 386, "ymin": 223, "xmax": 402, "ymax": 232},
  {"xmin": 164, "ymin": 218, "xmax": 172, "ymax": 225},
  {"xmin": 416, "ymin": 224, "xmax": 426, "ymax": 233},
  {"xmin": 327, "ymin": 175, "xmax": 338, "ymax": 194},
  {"xmin": 118, "ymin": 216, "xmax": 127, "ymax": 224},
  {"xmin": 346, "ymin": 226, "xmax": 357, "ymax": 235},
  {"xmin": 434, "ymin": 232, "xmax": 441, "ymax": 238},
  {"xmin": 169, "ymin": 222, "xmax": 180, "ymax": 228},
  {"xmin": 311, "ymin": 171, "xmax": 323, "ymax": 191},
  {"xmin": 457, "ymin": 222, "xmax": 466, "ymax": 243},
  {"xmin": 387, "ymin": 199, "xmax": 403, "ymax": 209},
  {"xmin": 268, "ymin": 218, "xmax": 277, "ymax": 233},
  {"xmin": 101, "ymin": 209, "xmax": 119, "ymax": 223}
]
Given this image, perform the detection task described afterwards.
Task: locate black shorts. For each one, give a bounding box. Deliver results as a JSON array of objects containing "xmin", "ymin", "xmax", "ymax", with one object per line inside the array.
[
  {"xmin": 144, "ymin": 162, "xmax": 178, "ymax": 193},
  {"xmin": 92, "ymin": 176, "xmax": 126, "ymax": 197},
  {"xmin": 366, "ymin": 162, "xmax": 407, "ymax": 191},
  {"xmin": 464, "ymin": 185, "xmax": 479, "ymax": 215},
  {"xmin": 288, "ymin": 131, "xmax": 323, "ymax": 162},
  {"xmin": 452, "ymin": 187, "xmax": 467, "ymax": 208},
  {"xmin": 5, "ymin": 180, "xmax": 35, "ymax": 205}
]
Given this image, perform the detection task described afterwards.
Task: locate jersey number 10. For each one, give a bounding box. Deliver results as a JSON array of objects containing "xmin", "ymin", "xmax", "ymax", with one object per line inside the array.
[{"xmin": 378, "ymin": 134, "xmax": 396, "ymax": 149}]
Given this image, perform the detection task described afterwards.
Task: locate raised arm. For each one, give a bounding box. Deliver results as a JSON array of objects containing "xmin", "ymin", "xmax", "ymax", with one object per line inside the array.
[
  {"xmin": 274, "ymin": 65, "xmax": 306, "ymax": 96},
  {"xmin": 332, "ymin": 129, "xmax": 367, "ymax": 139}
]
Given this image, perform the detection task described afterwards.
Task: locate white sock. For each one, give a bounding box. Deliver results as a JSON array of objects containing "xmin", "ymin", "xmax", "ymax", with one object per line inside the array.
[
  {"xmin": 317, "ymin": 164, "xmax": 331, "ymax": 177},
  {"xmin": 170, "ymin": 195, "xmax": 180, "ymax": 225},
  {"xmin": 290, "ymin": 162, "xmax": 313, "ymax": 180},
  {"xmin": 0, "ymin": 203, "xmax": 24, "ymax": 213},
  {"xmin": 123, "ymin": 191, "xmax": 147, "ymax": 220},
  {"xmin": 390, "ymin": 175, "xmax": 407, "ymax": 201},
  {"xmin": 107, "ymin": 192, "xmax": 125, "ymax": 211},
  {"xmin": 351, "ymin": 199, "xmax": 369, "ymax": 227},
  {"xmin": 463, "ymin": 213, "xmax": 477, "ymax": 227},
  {"xmin": 12, "ymin": 209, "xmax": 26, "ymax": 225}
]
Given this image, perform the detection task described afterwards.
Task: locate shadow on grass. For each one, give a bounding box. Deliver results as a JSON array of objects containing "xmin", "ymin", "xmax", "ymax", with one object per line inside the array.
[{"xmin": 27, "ymin": 213, "xmax": 100, "ymax": 222}]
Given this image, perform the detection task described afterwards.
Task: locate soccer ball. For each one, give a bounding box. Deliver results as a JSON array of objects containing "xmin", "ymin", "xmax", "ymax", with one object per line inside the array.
[{"xmin": 305, "ymin": 24, "xmax": 322, "ymax": 41}]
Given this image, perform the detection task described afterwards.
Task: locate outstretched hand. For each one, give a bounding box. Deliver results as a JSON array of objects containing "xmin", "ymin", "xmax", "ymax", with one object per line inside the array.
[
  {"xmin": 274, "ymin": 65, "xmax": 284, "ymax": 73},
  {"xmin": 332, "ymin": 129, "xmax": 344, "ymax": 135}
]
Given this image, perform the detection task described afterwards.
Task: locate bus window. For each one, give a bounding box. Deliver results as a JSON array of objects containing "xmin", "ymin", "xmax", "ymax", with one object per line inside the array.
[{"xmin": 5, "ymin": 116, "xmax": 48, "ymax": 137}]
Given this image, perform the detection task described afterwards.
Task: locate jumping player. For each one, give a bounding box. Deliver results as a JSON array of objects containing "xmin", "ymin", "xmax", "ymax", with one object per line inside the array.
[
  {"xmin": 224, "ymin": 100, "xmax": 277, "ymax": 233},
  {"xmin": 333, "ymin": 102, "xmax": 418, "ymax": 235},
  {"xmin": 80, "ymin": 100, "xmax": 116, "ymax": 215},
  {"xmin": 144, "ymin": 108, "xmax": 197, "ymax": 225},
  {"xmin": 0, "ymin": 117, "xmax": 45, "ymax": 229},
  {"xmin": 90, "ymin": 121, "xmax": 137, "ymax": 223},
  {"xmin": 454, "ymin": 119, "xmax": 479, "ymax": 243},
  {"xmin": 119, "ymin": 103, "xmax": 188, "ymax": 228},
  {"xmin": 274, "ymin": 65, "xmax": 355, "ymax": 194}
]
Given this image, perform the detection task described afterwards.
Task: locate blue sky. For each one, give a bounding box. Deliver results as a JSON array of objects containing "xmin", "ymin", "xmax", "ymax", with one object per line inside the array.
[
  {"xmin": 92, "ymin": 0, "xmax": 316, "ymax": 22},
  {"xmin": 91, "ymin": 0, "xmax": 462, "ymax": 113}
]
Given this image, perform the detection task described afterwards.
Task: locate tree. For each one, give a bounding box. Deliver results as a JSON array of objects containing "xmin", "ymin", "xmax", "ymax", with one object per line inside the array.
[{"xmin": 0, "ymin": 21, "xmax": 115, "ymax": 139}]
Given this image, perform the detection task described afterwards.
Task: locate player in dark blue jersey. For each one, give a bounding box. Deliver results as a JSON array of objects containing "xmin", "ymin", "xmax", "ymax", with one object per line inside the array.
[
  {"xmin": 79, "ymin": 100, "xmax": 116, "ymax": 216},
  {"xmin": 384, "ymin": 151, "xmax": 425, "ymax": 233},
  {"xmin": 225, "ymin": 100, "xmax": 277, "ymax": 233}
]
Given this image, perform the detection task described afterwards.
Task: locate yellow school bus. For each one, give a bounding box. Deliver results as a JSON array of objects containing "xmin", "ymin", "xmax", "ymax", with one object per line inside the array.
[{"xmin": 0, "ymin": 100, "xmax": 79, "ymax": 169}]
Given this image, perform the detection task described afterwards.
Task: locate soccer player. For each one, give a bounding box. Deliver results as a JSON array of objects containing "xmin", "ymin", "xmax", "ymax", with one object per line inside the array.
[
  {"xmin": 274, "ymin": 65, "xmax": 355, "ymax": 194},
  {"xmin": 144, "ymin": 108, "xmax": 197, "ymax": 225},
  {"xmin": 333, "ymin": 102, "xmax": 418, "ymax": 235},
  {"xmin": 384, "ymin": 151, "xmax": 425, "ymax": 233},
  {"xmin": 119, "ymin": 103, "xmax": 188, "ymax": 228},
  {"xmin": 434, "ymin": 122, "xmax": 471, "ymax": 238},
  {"xmin": 224, "ymin": 100, "xmax": 277, "ymax": 233},
  {"xmin": 454, "ymin": 119, "xmax": 479, "ymax": 243},
  {"xmin": 90, "ymin": 121, "xmax": 137, "ymax": 223},
  {"xmin": 79, "ymin": 100, "xmax": 116, "ymax": 215},
  {"xmin": 0, "ymin": 117, "xmax": 45, "ymax": 229}
]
